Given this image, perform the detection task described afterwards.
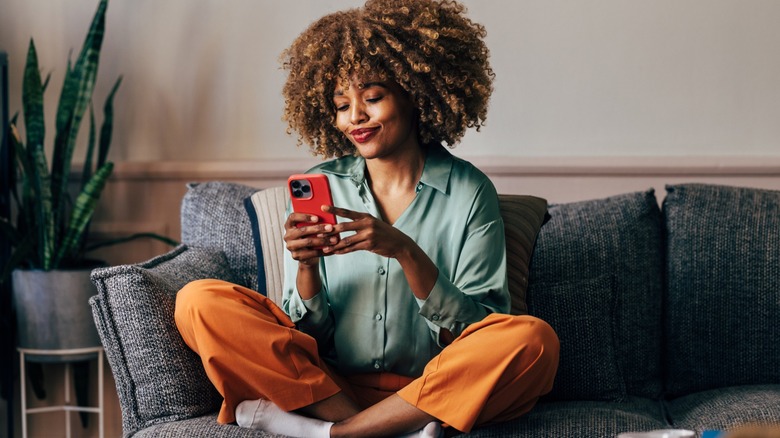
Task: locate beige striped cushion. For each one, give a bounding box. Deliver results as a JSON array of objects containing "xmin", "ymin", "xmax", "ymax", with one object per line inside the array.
[
  {"xmin": 498, "ymin": 194, "xmax": 549, "ymax": 315},
  {"xmin": 246, "ymin": 187, "xmax": 288, "ymax": 305}
]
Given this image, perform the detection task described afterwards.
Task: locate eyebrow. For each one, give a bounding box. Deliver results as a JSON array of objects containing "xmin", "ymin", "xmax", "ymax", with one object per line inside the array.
[{"xmin": 333, "ymin": 82, "xmax": 388, "ymax": 97}]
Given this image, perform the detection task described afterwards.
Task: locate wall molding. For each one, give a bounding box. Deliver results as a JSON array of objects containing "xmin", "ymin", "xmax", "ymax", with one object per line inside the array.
[{"xmin": 107, "ymin": 156, "xmax": 780, "ymax": 181}]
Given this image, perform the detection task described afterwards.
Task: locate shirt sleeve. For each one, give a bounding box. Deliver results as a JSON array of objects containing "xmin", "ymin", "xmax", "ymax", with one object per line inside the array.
[
  {"xmin": 415, "ymin": 179, "xmax": 510, "ymax": 344},
  {"xmin": 281, "ymin": 203, "xmax": 335, "ymax": 347}
]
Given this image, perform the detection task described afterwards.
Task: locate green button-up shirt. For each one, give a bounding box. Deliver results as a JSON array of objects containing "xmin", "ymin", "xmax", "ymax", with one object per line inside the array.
[{"xmin": 282, "ymin": 145, "xmax": 509, "ymax": 377}]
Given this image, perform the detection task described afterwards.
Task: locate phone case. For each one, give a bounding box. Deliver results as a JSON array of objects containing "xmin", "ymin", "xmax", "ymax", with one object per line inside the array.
[{"xmin": 288, "ymin": 174, "xmax": 338, "ymax": 227}]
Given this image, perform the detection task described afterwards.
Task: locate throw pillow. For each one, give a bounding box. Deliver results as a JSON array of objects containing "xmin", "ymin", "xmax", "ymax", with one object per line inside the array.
[
  {"xmin": 244, "ymin": 187, "xmax": 288, "ymax": 305},
  {"xmin": 181, "ymin": 181, "xmax": 260, "ymax": 292},
  {"xmin": 90, "ymin": 245, "xmax": 235, "ymax": 434},
  {"xmin": 527, "ymin": 274, "xmax": 626, "ymax": 402},
  {"xmin": 528, "ymin": 190, "xmax": 664, "ymax": 399},
  {"xmin": 497, "ymin": 194, "xmax": 550, "ymax": 315},
  {"xmin": 664, "ymin": 183, "xmax": 780, "ymax": 397}
]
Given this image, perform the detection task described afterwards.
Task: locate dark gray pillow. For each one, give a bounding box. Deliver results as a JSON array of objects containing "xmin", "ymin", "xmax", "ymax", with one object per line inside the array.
[
  {"xmin": 664, "ymin": 183, "xmax": 780, "ymax": 397},
  {"xmin": 528, "ymin": 274, "xmax": 625, "ymax": 401},
  {"xmin": 528, "ymin": 190, "xmax": 663, "ymax": 399},
  {"xmin": 90, "ymin": 245, "xmax": 235, "ymax": 434}
]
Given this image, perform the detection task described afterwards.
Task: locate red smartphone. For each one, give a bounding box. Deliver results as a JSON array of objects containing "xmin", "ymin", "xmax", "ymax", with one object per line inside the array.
[{"xmin": 288, "ymin": 174, "xmax": 338, "ymax": 228}]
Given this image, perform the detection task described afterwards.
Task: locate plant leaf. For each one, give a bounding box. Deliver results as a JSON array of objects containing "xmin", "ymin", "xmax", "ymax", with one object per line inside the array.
[
  {"xmin": 50, "ymin": 0, "xmax": 108, "ymax": 240},
  {"xmin": 22, "ymin": 39, "xmax": 45, "ymax": 158},
  {"xmin": 82, "ymin": 102, "xmax": 96, "ymax": 189},
  {"xmin": 97, "ymin": 75, "xmax": 121, "ymax": 168},
  {"xmin": 54, "ymin": 161, "xmax": 113, "ymax": 267},
  {"xmin": 31, "ymin": 147, "xmax": 54, "ymax": 270}
]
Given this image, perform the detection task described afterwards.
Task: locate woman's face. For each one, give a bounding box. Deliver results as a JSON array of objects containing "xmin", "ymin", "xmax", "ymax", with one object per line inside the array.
[{"xmin": 333, "ymin": 77, "xmax": 418, "ymax": 160}]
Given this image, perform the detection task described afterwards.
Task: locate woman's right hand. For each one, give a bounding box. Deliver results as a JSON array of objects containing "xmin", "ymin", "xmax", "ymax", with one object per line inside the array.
[{"xmin": 283, "ymin": 212, "xmax": 338, "ymax": 266}]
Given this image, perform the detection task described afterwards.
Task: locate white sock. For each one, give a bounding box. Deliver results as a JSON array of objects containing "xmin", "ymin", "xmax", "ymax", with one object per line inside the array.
[
  {"xmin": 398, "ymin": 421, "xmax": 443, "ymax": 438},
  {"xmin": 235, "ymin": 398, "xmax": 333, "ymax": 438}
]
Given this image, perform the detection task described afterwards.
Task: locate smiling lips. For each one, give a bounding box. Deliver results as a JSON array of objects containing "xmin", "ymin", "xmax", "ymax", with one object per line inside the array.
[{"xmin": 350, "ymin": 127, "xmax": 379, "ymax": 143}]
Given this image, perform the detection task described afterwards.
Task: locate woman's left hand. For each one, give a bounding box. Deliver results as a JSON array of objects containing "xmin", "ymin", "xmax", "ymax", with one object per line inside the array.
[{"xmin": 320, "ymin": 205, "xmax": 412, "ymax": 259}]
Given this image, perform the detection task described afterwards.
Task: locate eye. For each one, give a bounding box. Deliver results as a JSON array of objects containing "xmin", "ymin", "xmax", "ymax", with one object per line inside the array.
[
  {"xmin": 366, "ymin": 95, "xmax": 383, "ymax": 103},
  {"xmin": 334, "ymin": 103, "xmax": 349, "ymax": 112}
]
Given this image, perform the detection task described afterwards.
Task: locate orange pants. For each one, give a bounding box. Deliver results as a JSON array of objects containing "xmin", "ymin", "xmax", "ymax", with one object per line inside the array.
[{"xmin": 174, "ymin": 279, "xmax": 559, "ymax": 433}]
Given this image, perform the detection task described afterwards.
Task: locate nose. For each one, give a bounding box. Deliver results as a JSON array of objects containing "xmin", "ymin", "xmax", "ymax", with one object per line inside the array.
[{"xmin": 349, "ymin": 101, "xmax": 368, "ymax": 125}]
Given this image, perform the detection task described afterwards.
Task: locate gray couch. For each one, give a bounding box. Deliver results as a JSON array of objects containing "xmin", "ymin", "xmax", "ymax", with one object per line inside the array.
[{"xmin": 89, "ymin": 181, "xmax": 780, "ymax": 437}]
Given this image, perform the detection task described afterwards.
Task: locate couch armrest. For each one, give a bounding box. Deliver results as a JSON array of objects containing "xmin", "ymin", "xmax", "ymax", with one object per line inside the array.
[{"xmin": 90, "ymin": 244, "xmax": 236, "ymax": 435}]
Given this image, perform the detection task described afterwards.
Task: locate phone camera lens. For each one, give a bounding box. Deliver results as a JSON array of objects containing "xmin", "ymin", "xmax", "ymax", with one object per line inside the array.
[
  {"xmin": 293, "ymin": 189, "xmax": 303, "ymax": 198},
  {"xmin": 301, "ymin": 185, "xmax": 311, "ymax": 193},
  {"xmin": 291, "ymin": 180, "xmax": 301, "ymax": 189}
]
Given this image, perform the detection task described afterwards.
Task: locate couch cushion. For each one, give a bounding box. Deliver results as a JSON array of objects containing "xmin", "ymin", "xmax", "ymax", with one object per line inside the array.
[
  {"xmin": 134, "ymin": 413, "xmax": 276, "ymax": 437},
  {"xmin": 90, "ymin": 246, "xmax": 235, "ymax": 434},
  {"xmin": 528, "ymin": 274, "xmax": 625, "ymax": 401},
  {"xmin": 528, "ymin": 190, "xmax": 664, "ymax": 399},
  {"xmin": 666, "ymin": 385, "xmax": 780, "ymax": 432},
  {"xmin": 467, "ymin": 397, "xmax": 668, "ymax": 437},
  {"xmin": 181, "ymin": 182, "xmax": 259, "ymax": 291},
  {"xmin": 497, "ymin": 194, "xmax": 550, "ymax": 315},
  {"xmin": 663, "ymin": 184, "xmax": 780, "ymax": 397},
  {"xmin": 244, "ymin": 187, "xmax": 289, "ymax": 305}
]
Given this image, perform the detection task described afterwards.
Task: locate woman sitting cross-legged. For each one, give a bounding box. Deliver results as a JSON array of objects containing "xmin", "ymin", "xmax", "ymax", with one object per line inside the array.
[{"xmin": 175, "ymin": 0, "xmax": 560, "ymax": 436}]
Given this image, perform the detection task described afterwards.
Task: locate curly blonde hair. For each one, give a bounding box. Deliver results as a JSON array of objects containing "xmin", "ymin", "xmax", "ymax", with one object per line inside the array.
[{"xmin": 280, "ymin": 0, "xmax": 495, "ymax": 158}]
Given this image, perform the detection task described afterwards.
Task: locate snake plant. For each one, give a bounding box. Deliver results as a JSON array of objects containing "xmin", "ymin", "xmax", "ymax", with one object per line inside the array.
[{"xmin": 1, "ymin": 0, "xmax": 173, "ymax": 281}]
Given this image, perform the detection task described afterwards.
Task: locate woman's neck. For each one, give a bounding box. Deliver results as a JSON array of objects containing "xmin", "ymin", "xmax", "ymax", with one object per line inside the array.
[{"xmin": 364, "ymin": 146, "xmax": 426, "ymax": 197}]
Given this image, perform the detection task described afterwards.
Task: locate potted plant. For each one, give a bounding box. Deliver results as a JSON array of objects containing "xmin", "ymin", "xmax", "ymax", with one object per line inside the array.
[{"xmin": 1, "ymin": 0, "xmax": 174, "ymax": 358}]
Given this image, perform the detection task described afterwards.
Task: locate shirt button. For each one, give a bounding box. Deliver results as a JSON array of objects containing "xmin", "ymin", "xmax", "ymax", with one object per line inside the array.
[
  {"xmin": 295, "ymin": 310, "xmax": 302, "ymax": 318},
  {"xmin": 373, "ymin": 360, "xmax": 381, "ymax": 370},
  {"xmin": 377, "ymin": 267, "xmax": 386, "ymax": 275},
  {"xmin": 416, "ymin": 183, "xmax": 423, "ymax": 192},
  {"xmin": 431, "ymin": 314, "xmax": 440, "ymax": 321},
  {"xmin": 375, "ymin": 314, "xmax": 383, "ymax": 321}
]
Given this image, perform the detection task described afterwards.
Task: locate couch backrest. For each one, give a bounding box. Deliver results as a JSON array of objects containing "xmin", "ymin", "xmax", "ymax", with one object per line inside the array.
[{"xmin": 663, "ymin": 183, "xmax": 780, "ymax": 397}]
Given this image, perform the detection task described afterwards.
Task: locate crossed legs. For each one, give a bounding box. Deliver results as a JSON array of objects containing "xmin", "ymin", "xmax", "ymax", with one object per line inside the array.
[{"xmin": 175, "ymin": 279, "xmax": 559, "ymax": 437}]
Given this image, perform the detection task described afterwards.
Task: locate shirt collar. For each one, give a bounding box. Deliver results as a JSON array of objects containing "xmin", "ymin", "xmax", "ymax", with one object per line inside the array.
[{"xmin": 318, "ymin": 145, "xmax": 453, "ymax": 194}]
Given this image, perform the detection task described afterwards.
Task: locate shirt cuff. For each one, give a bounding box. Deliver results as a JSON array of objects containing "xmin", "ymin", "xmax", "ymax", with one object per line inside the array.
[
  {"xmin": 288, "ymin": 287, "xmax": 329, "ymax": 326},
  {"xmin": 416, "ymin": 271, "xmax": 469, "ymax": 342}
]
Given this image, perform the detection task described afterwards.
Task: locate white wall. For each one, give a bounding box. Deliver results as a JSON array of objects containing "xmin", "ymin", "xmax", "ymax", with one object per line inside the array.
[{"xmin": 1, "ymin": 0, "xmax": 779, "ymax": 162}]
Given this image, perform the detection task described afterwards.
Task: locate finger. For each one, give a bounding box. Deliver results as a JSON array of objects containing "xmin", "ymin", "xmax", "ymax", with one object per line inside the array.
[
  {"xmin": 285, "ymin": 223, "xmax": 334, "ymax": 240},
  {"xmin": 322, "ymin": 205, "xmax": 366, "ymax": 220},
  {"xmin": 323, "ymin": 232, "xmax": 364, "ymax": 252},
  {"xmin": 286, "ymin": 235, "xmax": 339, "ymax": 252},
  {"xmin": 285, "ymin": 213, "xmax": 320, "ymax": 228},
  {"xmin": 323, "ymin": 239, "xmax": 368, "ymax": 255}
]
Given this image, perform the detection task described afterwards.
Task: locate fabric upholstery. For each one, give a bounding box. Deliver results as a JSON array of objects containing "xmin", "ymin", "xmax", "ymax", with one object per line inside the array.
[
  {"xmin": 244, "ymin": 187, "xmax": 288, "ymax": 306},
  {"xmin": 527, "ymin": 274, "xmax": 624, "ymax": 402},
  {"xmin": 666, "ymin": 385, "xmax": 780, "ymax": 432},
  {"xmin": 467, "ymin": 397, "xmax": 668, "ymax": 438},
  {"xmin": 134, "ymin": 414, "xmax": 276, "ymax": 437},
  {"xmin": 527, "ymin": 190, "xmax": 664, "ymax": 399},
  {"xmin": 90, "ymin": 245, "xmax": 234, "ymax": 435},
  {"xmin": 181, "ymin": 182, "xmax": 259, "ymax": 291},
  {"xmin": 497, "ymin": 194, "xmax": 549, "ymax": 315},
  {"xmin": 663, "ymin": 184, "xmax": 780, "ymax": 397}
]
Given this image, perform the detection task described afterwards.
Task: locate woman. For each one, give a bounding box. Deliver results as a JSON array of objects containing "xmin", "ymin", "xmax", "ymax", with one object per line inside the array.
[{"xmin": 175, "ymin": 1, "xmax": 559, "ymax": 437}]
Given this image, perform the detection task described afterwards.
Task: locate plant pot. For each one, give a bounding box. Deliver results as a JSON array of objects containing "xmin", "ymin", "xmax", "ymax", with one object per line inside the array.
[{"xmin": 12, "ymin": 268, "xmax": 102, "ymax": 362}]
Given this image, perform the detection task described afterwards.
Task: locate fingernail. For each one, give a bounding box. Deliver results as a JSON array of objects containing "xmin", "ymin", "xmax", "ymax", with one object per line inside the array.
[
  {"xmin": 310, "ymin": 215, "xmax": 318, "ymax": 222},
  {"xmin": 324, "ymin": 224, "xmax": 333, "ymax": 231},
  {"xmin": 330, "ymin": 237, "xmax": 338, "ymax": 244}
]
